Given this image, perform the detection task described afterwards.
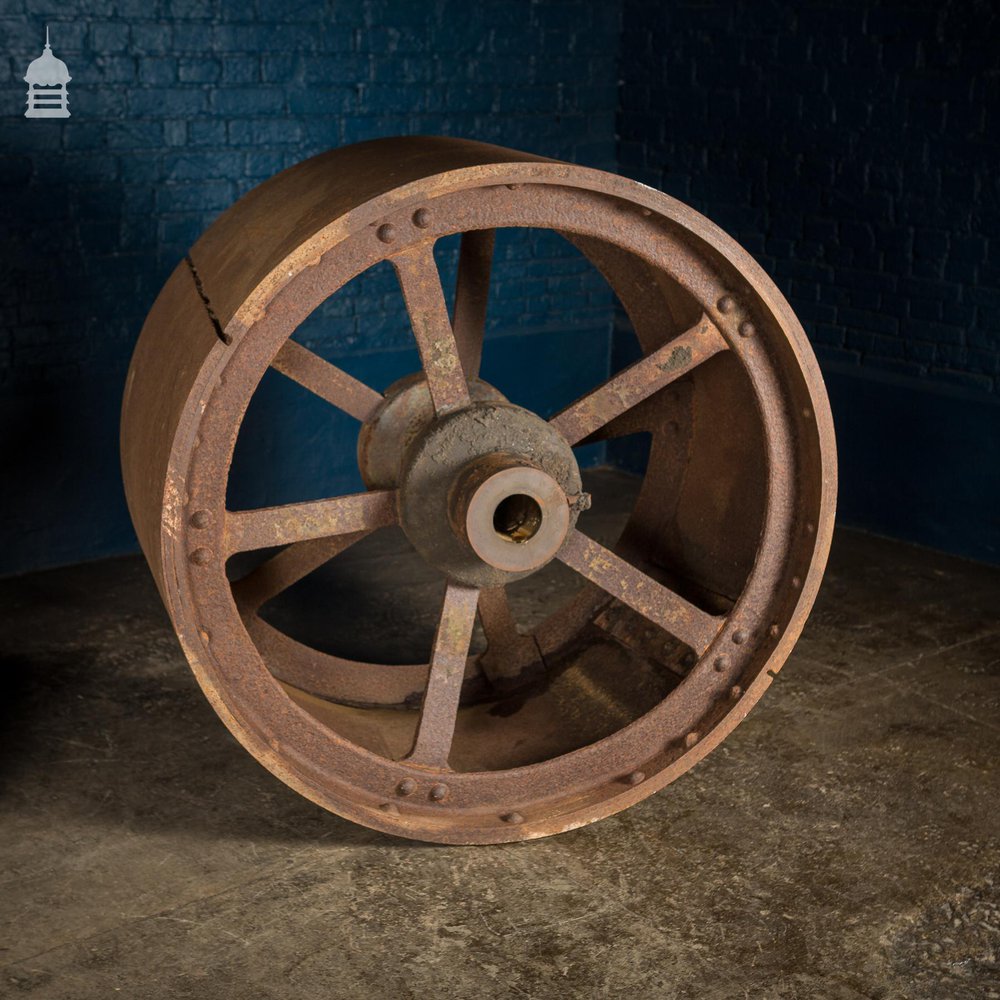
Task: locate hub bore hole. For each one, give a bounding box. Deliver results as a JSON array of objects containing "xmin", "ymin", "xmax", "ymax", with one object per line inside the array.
[{"xmin": 493, "ymin": 493, "xmax": 543, "ymax": 543}]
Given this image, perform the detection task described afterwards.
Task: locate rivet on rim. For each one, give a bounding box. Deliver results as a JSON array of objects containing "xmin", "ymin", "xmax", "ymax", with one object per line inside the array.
[
  {"xmin": 189, "ymin": 510, "xmax": 211, "ymax": 529},
  {"xmin": 684, "ymin": 732, "xmax": 700, "ymax": 748},
  {"xmin": 713, "ymin": 655, "xmax": 727, "ymax": 672},
  {"xmin": 412, "ymin": 208, "xmax": 431, "ymax": 229},
  {"xmin": 717, "ymin": 294, "xmax": 736, "ymax": 314},
  {"xmin": 189, "ymin": 547, "xmax": 212, "ymax": 566},
  {"xmin": 429, "ymin": 783, "xmax": 449, "ymax": 802},
  {"xmin": 502, "ymin": 811, "xmax": 524, "ymax": 824},
  {"xmin": 732, "ymin": 629, "xmax": 747, "ymax": 645},
  {"xmin": 380, "ymin": 802, "xmax": 399, "ymax": 814},
  {"xmin": 376, "ymin": 223, "xmax": 395, "ymax": 243},
  {"xmin": 397, "ymin": 778, "xmax": 416, "ymax": 796},
  {"xmin": 739, "ymin": 320, "xmax": 756, "ymax": 338},
  {"xmin": 768, "ymin": 623, "xmax": 781, "ymax": 639},
  {"xmin": 626, "ymin": 770, "xmax": 645, "ymax": 786},
  {"xmin": 730, "ymin": 685, "xmax": 743, "ymax": 700}
]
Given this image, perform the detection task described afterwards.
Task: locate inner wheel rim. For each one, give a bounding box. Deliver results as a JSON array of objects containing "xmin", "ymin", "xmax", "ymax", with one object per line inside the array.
[{"xmin": 120, "ymin": 136, "xmax": 836, "ymax": 844}]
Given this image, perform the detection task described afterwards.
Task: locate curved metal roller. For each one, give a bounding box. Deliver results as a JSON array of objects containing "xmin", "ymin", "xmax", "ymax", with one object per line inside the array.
[{"xmin": 121, "ymin": 137, "xmax": 836, "ymax": 844}]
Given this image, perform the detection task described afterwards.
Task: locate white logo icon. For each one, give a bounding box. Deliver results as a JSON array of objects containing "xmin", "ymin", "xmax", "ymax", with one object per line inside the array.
[{"xmin": 24, "ymin": 26, "xmax": 71, "ymax": 119}]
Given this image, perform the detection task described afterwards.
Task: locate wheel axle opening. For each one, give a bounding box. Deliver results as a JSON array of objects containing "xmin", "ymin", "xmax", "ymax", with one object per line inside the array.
[{"xmin": 493, "ymin": 493, "xmax": 543, "ymax": 543}]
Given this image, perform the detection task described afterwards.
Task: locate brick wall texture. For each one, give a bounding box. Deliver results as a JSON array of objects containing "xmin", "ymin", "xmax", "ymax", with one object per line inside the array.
[
  {"xmin": 1, "ymin": 0, "xmax": 619, "ymax": 392},
  {"xmin": 619, "ymin": 0, "xmax": 1000, "ymax": 394},
  {"xmin": 4, "ymin": 0, "xmax": 995, "ymax": 400}
]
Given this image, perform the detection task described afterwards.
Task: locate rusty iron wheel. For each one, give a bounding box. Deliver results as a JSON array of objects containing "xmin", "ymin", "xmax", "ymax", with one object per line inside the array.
[{"xmin": 121, "ymin": 137, "xmax": 836, "ymax": 845}]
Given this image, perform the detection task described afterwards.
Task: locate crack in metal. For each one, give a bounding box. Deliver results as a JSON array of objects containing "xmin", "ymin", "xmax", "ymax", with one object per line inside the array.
[{"xmin": 185, "ymin": 254, "xmax": 230, "ymax": 345}]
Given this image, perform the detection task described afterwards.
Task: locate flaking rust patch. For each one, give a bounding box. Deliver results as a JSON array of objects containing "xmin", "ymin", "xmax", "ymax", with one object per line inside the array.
[
  {"xmin": 588, "ymin": 552, "xmax": 615, "ymax": 574},
  {"xmin": 657, "ymin": 344, "xmax": 693, "ymax": 373},
  {"xmin": 431, "ymin": 336, "xmax": 458, "ymax": 371},
  {"xmin": 162, "ymin": 476, "xmax": 185, "ymax": 541}
]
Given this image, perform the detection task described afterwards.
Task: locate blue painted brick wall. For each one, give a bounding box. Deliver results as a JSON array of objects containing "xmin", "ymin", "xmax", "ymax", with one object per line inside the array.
[
  {"xmin": 0, "ymin": 0, "xmax": 620, "ymax": 575},
  {"xmin": 618, "ymin": 0, "xmax": 1000, "ymax": 395}
]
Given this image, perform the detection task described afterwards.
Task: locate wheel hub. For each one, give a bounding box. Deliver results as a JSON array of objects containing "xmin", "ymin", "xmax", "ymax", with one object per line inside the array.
[
  {"xmin": 398, "ymin": 399, "xmax": 583, "ymax": 588},
  {"xmin": 451, "ymin": 454, "xmax": 570, "ymax": 575},
  {"xmin": 357, "ymin": 373, "xmax": 505, "ymax": 490}
]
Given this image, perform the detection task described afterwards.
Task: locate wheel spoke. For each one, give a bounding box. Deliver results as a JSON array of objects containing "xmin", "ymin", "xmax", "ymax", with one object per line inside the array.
[
  {"xmin": 231, "ymin": 529, "xmax": 372, "ymax": 612},
  {"xmin": 550, "ymin": 313, "xmax": 728, "ymax": 446},
  {"xmin": 557, "ymin": 529, "xmax": 722, "ymax": 655},
  {"xmin": 406, "ymin": 582, "xmax": 480, "ymax": 769},
  {"xmin": 452, "ymin": 229, "xmax": 495, "ymax": 381},
  {"xmin": 224, "ymin": 489, "xmax": 397, "ymax": 555},
  {"xmin": 271, "ymin": 339, "xmax": 383, "ymax": 423},
  {"xmin": 392, "ymin": 244, "xmax": 471, "ymax": 414},
  {"xmin": 477, "ymin": 586, "xmax": 544, "ymax": 683}
]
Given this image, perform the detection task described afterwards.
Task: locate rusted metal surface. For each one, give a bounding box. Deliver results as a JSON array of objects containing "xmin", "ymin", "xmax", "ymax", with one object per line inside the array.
[
  {"xmin": 271, "ymin": 339, "xmax": 383, "ymax": 423},
  {"xmin": 406, "ymin": 582, "xmax": 481, "ymax": 769},
  {"xmin": 121, "ymin": 136, "xmax": 836, "ymax": 845},
  {"xmin": 557, "ymin": 529, "xmax": 722, "ymax": 655},
  {"xmin": 397, "ymin": 400, "xmax": 583, "ymax": 590},
  {"xmin": 451, "ymin": 229, "xmax": 495, "ymax": 380},
  {"xmin": 357, "ymin": 374, "xmax": 504, "ymax": 490},
  {"xmin": 224, "ymin": 488, "xmax": 397, "ymax": 555},
  {"xmin": 453, "ymin": 457, "xmax": 570, "ymax": 575},
  {"xmin": 475, "ymin": 586, "xmax": 546, "ymax": 685},
  {"xmin": 549, "ymin": 313, "xmax": 727, "ymax": 446},
  {"xmin": 392, "ymin": 244, "xmax": 471, "ymax": 414}
]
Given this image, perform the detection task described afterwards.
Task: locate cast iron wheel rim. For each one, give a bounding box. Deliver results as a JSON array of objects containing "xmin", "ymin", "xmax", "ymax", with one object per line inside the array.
[{"xmin": 121, "ymin": 136, "xmax": 837, "ymax": 844}]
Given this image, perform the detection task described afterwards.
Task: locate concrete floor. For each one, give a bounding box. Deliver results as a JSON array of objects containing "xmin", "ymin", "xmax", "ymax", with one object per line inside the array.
[{"xmin": 1, "ymin": 471, "xmax": 999, "ymax": 999}]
